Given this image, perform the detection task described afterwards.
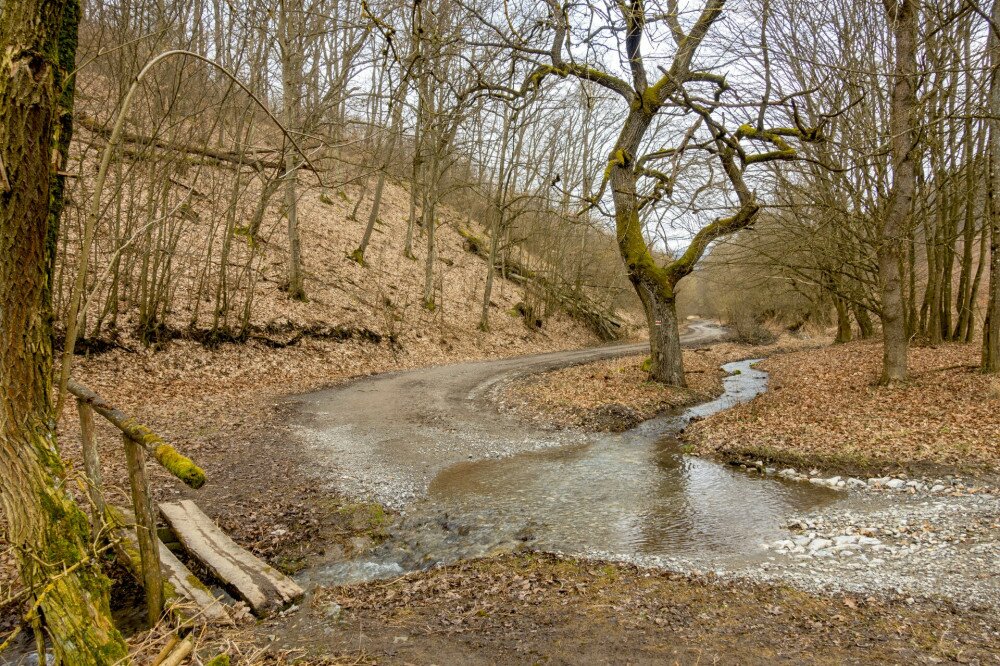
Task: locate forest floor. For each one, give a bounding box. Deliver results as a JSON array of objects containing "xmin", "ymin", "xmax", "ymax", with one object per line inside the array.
[
  {"xmin": 247, "ymin": 553, "xmax": 999, "ymax": 665},
  {"xmin": 0, "ymin": 286, "xmax": 608, "ymax": 650},
  {"xmin": 4, "ymin": 329, "xmax": 1000, "ymax": 664},
  {"xmin": 685, "ymin": 339, "xmax": 1000, "ymax": 479},
  {"xmin": 500, "ymin": 330, "xmax": 826, "ymax": 433}
]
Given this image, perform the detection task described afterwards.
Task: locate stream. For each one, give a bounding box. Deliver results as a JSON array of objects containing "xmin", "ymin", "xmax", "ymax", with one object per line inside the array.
[{"xmin": 303, "ymin": 359, "xmax": 846, "ymax": 587}]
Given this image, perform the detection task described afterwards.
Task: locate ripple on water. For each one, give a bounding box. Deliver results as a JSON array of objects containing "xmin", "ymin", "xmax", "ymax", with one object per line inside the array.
[{"xmin": 307, "ymin": 360, "xmax": 844, "ymax": 586}]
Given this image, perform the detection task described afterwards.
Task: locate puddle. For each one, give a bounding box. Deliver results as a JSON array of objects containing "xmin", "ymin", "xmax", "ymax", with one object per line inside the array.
[{"xmin": 306, "ymin": 360, "xmax": 845, "ymax": 586}]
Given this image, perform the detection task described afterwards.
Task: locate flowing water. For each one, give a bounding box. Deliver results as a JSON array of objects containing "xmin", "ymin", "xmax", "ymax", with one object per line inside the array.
[{"xmin": 305, "ymin": 360, "xmax": 845, "ymax": 586}]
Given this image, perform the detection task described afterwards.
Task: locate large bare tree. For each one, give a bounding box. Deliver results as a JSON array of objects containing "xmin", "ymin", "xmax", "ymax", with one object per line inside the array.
[{"xmin": 512, "ymin": 0, "xmax": 815, "ymax": 384}]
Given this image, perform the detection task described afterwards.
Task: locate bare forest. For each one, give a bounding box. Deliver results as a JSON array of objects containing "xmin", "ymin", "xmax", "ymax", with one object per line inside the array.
[{"xmin": 2, "ymin": 0, "xmax": 999, "ymax": 663}]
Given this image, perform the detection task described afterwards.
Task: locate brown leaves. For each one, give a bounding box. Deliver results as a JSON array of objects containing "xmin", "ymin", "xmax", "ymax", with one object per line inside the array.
[
  {"xmin": 501, "ymin": 350, "xmax": 729, "ymax": 432},
  {"xmin": 686, "ymin": 340, "xmax": 1000, "ymax": 472}
]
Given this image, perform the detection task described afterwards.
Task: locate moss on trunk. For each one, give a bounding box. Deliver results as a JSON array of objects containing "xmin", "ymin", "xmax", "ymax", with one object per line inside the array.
[{"xmin": 0, "ymin": 0, "xmax": 128, "ymax": 661}]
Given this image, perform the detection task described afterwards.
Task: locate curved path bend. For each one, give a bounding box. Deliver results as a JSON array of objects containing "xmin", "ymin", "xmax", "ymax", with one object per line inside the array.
[{"xmin": 291, "ymin": 322, "xmax": 724, "ymax": 509}]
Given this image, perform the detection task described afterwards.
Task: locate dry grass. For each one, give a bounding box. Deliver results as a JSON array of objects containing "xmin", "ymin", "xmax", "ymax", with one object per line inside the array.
[{"xmin": 686, "ymin": 340, "xmax": 1000, "ymax": 475}]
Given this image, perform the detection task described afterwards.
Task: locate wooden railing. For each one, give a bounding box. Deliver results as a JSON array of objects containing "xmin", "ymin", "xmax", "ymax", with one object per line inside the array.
[{"xmin": 68, "ymin": 380, "xmax": 206, "ymax": 625}]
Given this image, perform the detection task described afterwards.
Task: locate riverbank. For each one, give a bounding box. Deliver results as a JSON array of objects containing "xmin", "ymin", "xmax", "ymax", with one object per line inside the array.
[
  {"xmin": 0, "ymin": 322, "xmax": 603, "ymax": 641},
  {"xmin": 685, "ymin": 339, "xmax": 1000, "ymax": 479},
  {"xmin": 497, "ymin": 349, "xmax": 726, "ymax": 431},
  {"xmin": 498, "ymin": 331, "xmax": 824, "ymax": 433},
  {"xmin": 247, "ymin": 553, "xmax": 998, "ymax": 664}
]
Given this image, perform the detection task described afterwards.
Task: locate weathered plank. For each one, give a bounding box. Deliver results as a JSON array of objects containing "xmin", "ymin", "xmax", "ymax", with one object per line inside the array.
[
  {"xmin": 110, "ymin": 506, "xmax": 233, "ymax": 626},
  {"xmin": 157, "ymin": 542, "xmax": 234, "ymax": 626},
  {"xmin": 159, "ymin": 500, "xmax": 304, "ymax": 616}
]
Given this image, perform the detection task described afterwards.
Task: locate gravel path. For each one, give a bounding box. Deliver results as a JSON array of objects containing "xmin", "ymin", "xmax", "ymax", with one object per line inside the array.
[
  {"xmin": 291, "ymin": 322, "xmax": 723, "ymax": 509},
  {"xmin": 291, "ymin": 327, "xmax": 999, "ymax": 612}
]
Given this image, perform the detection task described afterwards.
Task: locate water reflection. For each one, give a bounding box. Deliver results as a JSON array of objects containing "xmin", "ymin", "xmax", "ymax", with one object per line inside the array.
[{"xmin": 309, "ymin": 360, "xmax": 844, "ymax": 586}]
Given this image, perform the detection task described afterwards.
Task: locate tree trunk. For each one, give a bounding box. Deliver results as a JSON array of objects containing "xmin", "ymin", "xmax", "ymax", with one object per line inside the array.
[
  {"xmin": 834, "ymin": 296, "xmax": 853, "ymax": 343},
  {"xmin": 422, "ymin": 153, "xmax": 438, "ymax": 309},
  {"xmin": 279, "ymin": 0, "xmax": 305, "ymax": 301},
  {"xmin": 640, "ymin": 283, "xmax": 686, "ymax": 385},
  {"xmin": 479, "ymin": 208, "xmax": 502, "ymax": 331},
  {"xmin": 352, "ymin": 86, "xmax": 404, "ymax": 266},
  {"xmin": 984, "ymin": 0, "xmax": 1000, "ymax": 372},
  {"xmin": 879, "ymin": 0, "xmax": 918, "ymax": 383},
  {"xmin": 0, "ymin": 0, "xmax": 128, "ymax": 661},
  {"xmin": 479, "ymin": 107, "xmax": 515, "ymax": 331},
  {"xmin": 609, "ymin": 110, "xmax": 686, "ymax": 385}
]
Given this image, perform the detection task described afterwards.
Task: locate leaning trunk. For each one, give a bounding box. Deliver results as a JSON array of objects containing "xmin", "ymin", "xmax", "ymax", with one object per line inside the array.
[{"xmin": 0, "ymin": 0, "xmax": 128, "ymax": 661}]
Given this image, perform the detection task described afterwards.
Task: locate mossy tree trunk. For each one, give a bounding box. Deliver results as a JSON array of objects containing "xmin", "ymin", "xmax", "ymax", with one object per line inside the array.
[
  {"xmin": 609, "ymin": 111, "xmax": 689, "ymax": 385},
  {"xmin": 0, "ymin": 0, "xmax": 129, "ymax": 662}
]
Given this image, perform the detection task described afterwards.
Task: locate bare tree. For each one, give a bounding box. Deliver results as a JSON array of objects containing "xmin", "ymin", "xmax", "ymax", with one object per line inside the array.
[{"xmin": 503, "ymin": 0, "xmax": 816, "ymax": 384}]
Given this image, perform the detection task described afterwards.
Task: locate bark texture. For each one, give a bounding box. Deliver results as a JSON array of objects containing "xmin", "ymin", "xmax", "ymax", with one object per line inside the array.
[
  {"xmin": 0, "ymin": 0, "xmax": 128, "ymax": 661},
  {"xmin": 983, "ymin": 0, "xmax": 1000, "ymax": 373},
  {"xmin": 879, "ymin": 0, "xmax": 918, "ymax": 383}
]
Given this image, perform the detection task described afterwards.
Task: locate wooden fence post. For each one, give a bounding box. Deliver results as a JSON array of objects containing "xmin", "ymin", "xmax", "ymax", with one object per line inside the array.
[
  {"xmin": 77, "ymin": 400, "xmax": 107, "ymax": 522},
  {"xmin": 123, "ymin": 433, "xmax": 164, "ymax": 625}
]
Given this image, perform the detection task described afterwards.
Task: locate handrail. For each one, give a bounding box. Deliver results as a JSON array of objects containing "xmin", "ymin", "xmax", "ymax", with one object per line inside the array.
[
  {"xmin": 67, "ymin": 379, "xmax": 206, "ymax": 489},
  {"xmin": 69, "ymin": 378, "xmax": 207, "ymax": 625}
]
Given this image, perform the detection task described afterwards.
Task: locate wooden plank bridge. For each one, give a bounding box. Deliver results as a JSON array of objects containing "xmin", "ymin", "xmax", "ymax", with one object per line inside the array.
[{"xmin": 69, "ymin": 380, "xmax": 303, "ymax": 627}]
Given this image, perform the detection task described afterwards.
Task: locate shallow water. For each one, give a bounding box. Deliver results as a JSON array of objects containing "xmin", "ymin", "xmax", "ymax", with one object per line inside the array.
[{"xmin": 306, "ymin": 360, "xmax": 844, "ymax": 586}]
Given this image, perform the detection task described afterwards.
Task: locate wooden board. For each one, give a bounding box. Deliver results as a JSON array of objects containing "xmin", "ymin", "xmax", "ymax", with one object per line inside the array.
[
  {"xmin": 110, "ymin": 505, "xmax": 232, "ymax": 625},
  {"xmin": 159, "ymin": 500, "xmax": 304, "ymax": 616},
  {"xmin": 158, "ymin": 542, "xmax": 234, "ymax": 626}
]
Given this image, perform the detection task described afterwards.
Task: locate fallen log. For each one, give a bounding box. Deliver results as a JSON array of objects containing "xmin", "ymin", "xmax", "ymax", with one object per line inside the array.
[{"xmin": 76, "ymin": 113, "xmax": 298, "ymax": 172}]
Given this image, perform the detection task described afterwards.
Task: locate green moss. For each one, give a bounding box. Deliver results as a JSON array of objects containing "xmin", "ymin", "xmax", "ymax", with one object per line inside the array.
[
  {"xmin": 339, "ymin": 502, "xmax": 390, "ymax": 541},
  {"xmin": 603, "ymin": 149, "xmax": 628, "ymax": 182},
  {"xmin": 347, "ymin": 247, "xmax": 366, "ymax": 266},
  {"xmin": 205, "ymin": 655, "xmax": 230, "ymax": 666},
  {"xmin": 184, "ymin": 572, "xmax": 214, "ymax": 593},
  {"xmin": 153, "ymin": 444, "xmax": 206, "ymax": 489},
  {"xmin": 640, "ymin": 87, "xmax": 660, "ymax": 114},
  {"xmin": 640, "ymin": 356, "xmax": 652, "ymax": 373}
]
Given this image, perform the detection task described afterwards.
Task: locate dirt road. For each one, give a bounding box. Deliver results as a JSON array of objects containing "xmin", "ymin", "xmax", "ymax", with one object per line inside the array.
[{"xmin": 291, "ymin": 322, "xmax": 725, "ymax": 508}]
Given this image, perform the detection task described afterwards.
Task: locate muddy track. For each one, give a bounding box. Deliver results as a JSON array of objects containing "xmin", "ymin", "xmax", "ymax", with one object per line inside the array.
[{"xmin": 291, "ymin": 322, "xmax": 726, "ymax": 509}]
